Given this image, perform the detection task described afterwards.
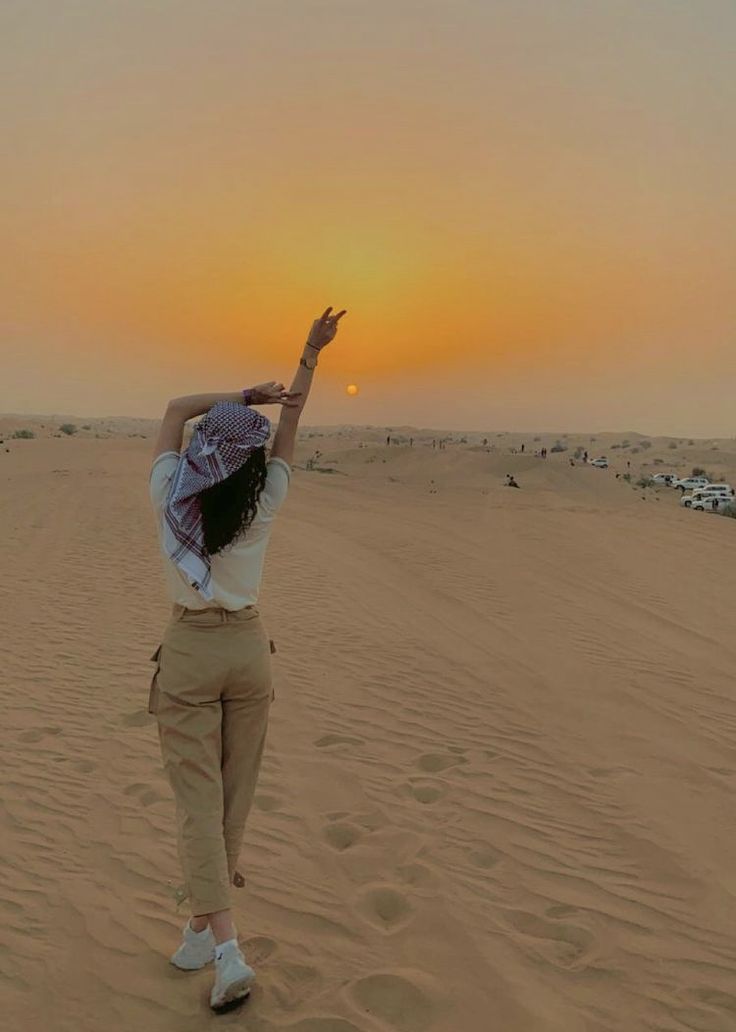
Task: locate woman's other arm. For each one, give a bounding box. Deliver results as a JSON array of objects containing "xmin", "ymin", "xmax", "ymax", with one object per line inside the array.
[
  {"xmin": 151, "ymin": 382, "xmax": 300, "ymax": 461},
  {"xmin": 270, "ymin": 306, "xmax": 347, "ymax": 467}
]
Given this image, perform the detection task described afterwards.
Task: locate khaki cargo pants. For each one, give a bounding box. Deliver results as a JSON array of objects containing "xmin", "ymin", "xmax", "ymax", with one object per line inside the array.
[{"xmin": 148, "ymin": 603, "xmax": 273, "ymax": 916}]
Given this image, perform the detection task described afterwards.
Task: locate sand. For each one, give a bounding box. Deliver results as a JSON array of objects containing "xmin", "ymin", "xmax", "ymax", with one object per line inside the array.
[{"xmin": 2, "ymin": 418, "xmax": 736, "ymax": 1032}]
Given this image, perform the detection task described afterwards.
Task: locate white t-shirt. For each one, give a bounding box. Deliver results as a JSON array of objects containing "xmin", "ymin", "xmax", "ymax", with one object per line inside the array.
[{"xmin": 149, "ymin": 451, "xmax": 290, "ymax": 610}]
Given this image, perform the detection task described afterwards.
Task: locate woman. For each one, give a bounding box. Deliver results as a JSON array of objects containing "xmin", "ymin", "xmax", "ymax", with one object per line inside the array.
[{"xmin": 148, "ymin": 305, "xmax": 346, "ymax": 1010}]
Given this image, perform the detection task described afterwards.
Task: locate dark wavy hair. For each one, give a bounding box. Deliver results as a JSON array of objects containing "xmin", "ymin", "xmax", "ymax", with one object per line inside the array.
[{"xmin": 199, "ymin": 446, "xmax": 268, "ymax": 556}]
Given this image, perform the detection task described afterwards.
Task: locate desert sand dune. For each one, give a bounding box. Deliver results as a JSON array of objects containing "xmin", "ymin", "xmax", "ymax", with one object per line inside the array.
[{"xmin": 1, "ymin": 425, "xmax": 736, "ymax": 1032}]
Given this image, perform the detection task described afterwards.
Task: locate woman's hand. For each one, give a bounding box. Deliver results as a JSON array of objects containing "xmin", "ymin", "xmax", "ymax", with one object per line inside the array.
[
  {"xmin": 249, "ymin": 382, "xmax": 302, "ymax": 407},
  {"xmin": 306, "ymin": 305, "xmax": 347, "ymax": 352}
]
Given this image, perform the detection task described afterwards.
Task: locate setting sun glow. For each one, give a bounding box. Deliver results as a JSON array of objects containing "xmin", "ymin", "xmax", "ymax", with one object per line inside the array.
[{"xmin": 346, "ymin": 384, "xmax": 359, "ymax": 397}]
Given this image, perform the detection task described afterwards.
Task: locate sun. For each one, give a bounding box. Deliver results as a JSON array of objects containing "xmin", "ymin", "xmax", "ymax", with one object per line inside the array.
[{"xmin": 346, "ymin": 384, "xmax": 359, "ymax": 396}]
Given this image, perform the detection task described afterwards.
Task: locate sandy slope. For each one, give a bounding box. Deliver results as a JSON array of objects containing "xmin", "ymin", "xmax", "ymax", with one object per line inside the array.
[{"xmin": 1, "ymin": 425, "xmax": 736, "ymax": 1032}]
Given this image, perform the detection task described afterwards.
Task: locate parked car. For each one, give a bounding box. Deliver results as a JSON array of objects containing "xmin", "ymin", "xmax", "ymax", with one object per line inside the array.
[
  {"xmin": 673, "ymin": 476, "xmax": 710, "ymax": 492},
  {"xmin": 651, "ymin": 472, "xmax": 678, "ymax": 486},
  {"xmin": 692, "ymin": 496, "xmax": 728, "ymax": 512},
  {"xmin": 681, "ymin": 484, "xmax": 734, "ymax": 507},
  {"xmin": 590, "ymin": 457, "xmax": 608, "ymax": 469}
]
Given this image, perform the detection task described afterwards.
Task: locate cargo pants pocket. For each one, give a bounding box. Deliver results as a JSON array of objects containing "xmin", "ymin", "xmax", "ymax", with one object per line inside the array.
[{"xmin": 148, "ymin": 644, "xmax": 162, "ymax": 715}]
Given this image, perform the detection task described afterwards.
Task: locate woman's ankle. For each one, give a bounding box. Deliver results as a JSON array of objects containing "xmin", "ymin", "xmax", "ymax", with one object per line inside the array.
[{"xmin": 189, "ymin": 915, "xmax": 209, "ymax": 934}]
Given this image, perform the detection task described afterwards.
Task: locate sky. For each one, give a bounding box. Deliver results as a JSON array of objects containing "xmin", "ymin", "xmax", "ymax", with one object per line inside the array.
[{"xmin": 2, "ymin": 0, "xmax": 735, "ymax": 435}]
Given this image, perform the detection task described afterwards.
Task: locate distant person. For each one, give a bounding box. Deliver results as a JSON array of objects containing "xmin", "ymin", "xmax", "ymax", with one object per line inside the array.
[
  {"xmin": 386, "ymin": 434, "xmax": 391, "ymax": 446},
  {"xmin": 583, "ymin": 450, "xmax": 588, "ymax": 463},
  {"xmin": 521, "ymin": 443, "xmax": 525, "ymax": 453},
  {"xmin": 432, "ymin": 438, "xmax": 436, "ymax": 449},
  {"xmin": 541, "ymin": 447, "xmax": 547, "ymax": 459},
  {"xmin": 148, "ymin": 305, "xmax": 346, "ymax": 1010},
  {"xmin": 505, "ymin": 473, "xmax": 520, "ymax": 488},
  {"xmin": 409, "ymin": 437, "xmax": 414, "ymax": 447}
]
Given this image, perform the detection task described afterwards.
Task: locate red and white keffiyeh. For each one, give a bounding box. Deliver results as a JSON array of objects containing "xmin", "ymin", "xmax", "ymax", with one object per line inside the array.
[{"xmin": 162, "ymin": 401, "xmax": 271, "ymax": 600}]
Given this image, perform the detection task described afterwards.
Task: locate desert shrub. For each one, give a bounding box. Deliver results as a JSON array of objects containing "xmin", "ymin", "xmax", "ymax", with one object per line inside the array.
[
  {"xmin": 640, "ymin": 440, "xmax": 652, "ymax": 449},
  {"xmin": 668, "ymin": 441, "xmax": 677, "ymax": 449},
  {"xmin": 82, "ymin": 424, "xmax": 91, "ymax": 430},
  {"xmin": 574, "ymin": 447, "xmax": 583, "ymax": 459},
  {"xmin": 636, "ymin": 476, "xmax": 653, "ymax": 488},
  {"xmin": 687, "ymin": 439, "xmax": 694, "ymax": 445},
  {"xmin": 631, "ymin": 447, "xmax": 640, "ymax": 454},
  {"xmin": 533, "ymin": 436, "xmax": 541, "ymax": 442},
  {"xmin": 691, "ymin": 467, "xmax": 706, "ymax": 476},
  {"xmin": 550, "ymin": 440, "xmax": 567, "ymax": 453},
  {"xmin": 12, "ymin": 429, "xmax": 35, "ymax": 439},
  {"xmin": 59, "ymin": 423, "xmax": 78, "ymax": 436},
  {"xmin": 621, "ymin": 440, "xmax": 631, "ymax": 448},
  {"xmin": 623, "ymin": 473, "xmax": 632, "ymax": 482},
  {"xmin": 720, "ymin": 505, "xmax": 736, "ymax": 520},
  {"xmin": 590, "ymin": 436, "xmax": 597, "ymax": 442},
  {"xmin": 711, "ymin": 446, "xmax": 719, "ymax": 451},
  {"xmin": 611, "ymin": 444, "xmax": 621, "ymax": 450},
  {"xmin": 653, "ymin": 457, "xmax": 664, "ymax": 465}
]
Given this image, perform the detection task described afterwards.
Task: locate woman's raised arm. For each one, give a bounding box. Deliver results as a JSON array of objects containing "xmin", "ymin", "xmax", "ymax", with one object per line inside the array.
[{"xmin": 270, "ymin": 306, "xmax": 347, "ymax": 467}]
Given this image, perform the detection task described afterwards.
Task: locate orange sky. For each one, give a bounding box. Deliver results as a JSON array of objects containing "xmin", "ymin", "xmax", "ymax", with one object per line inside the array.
[{"xmin": 2, "ymin": 1, "xmax": 735, "ymax": 434}]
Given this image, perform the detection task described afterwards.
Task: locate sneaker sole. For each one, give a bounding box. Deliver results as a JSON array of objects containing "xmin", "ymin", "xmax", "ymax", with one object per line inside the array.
[
  {"xmin": 211, "ymin": 975, "xmax": 254, "ymax": 1011},
  {"xmin": 170, "ymin": 954, "xmax": 215, "ymax": 971}
]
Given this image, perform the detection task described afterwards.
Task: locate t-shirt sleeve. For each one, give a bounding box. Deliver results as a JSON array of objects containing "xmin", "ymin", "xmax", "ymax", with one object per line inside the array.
[
  {"xmin": 259, "ymin": 457, "xmax": 291, "ymax": 517},
  {"xmin": 149, "ymin": 451, "xmax": 181, "ymax": 511}
]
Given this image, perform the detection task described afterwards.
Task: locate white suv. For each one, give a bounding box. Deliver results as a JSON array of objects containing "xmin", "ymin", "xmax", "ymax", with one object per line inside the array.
[
  {"xmin": 590, "ymin": 457, "xmax": 608, "ymax": 469},
  {"xmin": 651, "ymin": 472, "xmax": 678, "ymax": 486},
  {"xmin": 692, "ymin": 496, "xmax": 730, "ymax": 513},
  {"xmin": 673, "ymin": 477, "xmax": 710, "ymax": 492},
  {"xmin": 681, "ymin": 485, "xmax": 734, "ymax": 508}
]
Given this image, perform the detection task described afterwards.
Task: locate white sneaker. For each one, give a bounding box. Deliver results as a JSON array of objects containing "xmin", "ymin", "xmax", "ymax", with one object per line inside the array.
[
  {"xmin": 209, "ymin": 940, "xmax": 255, "ymax": 1010},
  {"xmin": 170, "ymin": 920, "xmax": 216, "ymax": 970}
]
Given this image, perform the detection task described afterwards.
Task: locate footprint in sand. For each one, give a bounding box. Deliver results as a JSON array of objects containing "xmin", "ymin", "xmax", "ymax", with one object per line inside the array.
[
  {"xmin": 314, "ymin": 734, "xmax": 365, "ymax": 749},
  {"xmin": 396, "ymin": 862, "xmax": 434, "ymax": 888},
  {"xmin": 502, "ymin": 909, "xmax": 594, "ymax": 970},
  {"xmin": 415, "ymin": 752, "xmax": 467, "ymax": 773},
  {"xmin": 322, "ymin": 822, "xmax": 362, "ymax": 852},
  {"xmin": 123, "ymin": 782, "xmax": 166, "ymax": 807},
  {"xmin": 466, "ymin": 844, "xmax": 502, "ymax": 869},
  {"xmin": 19, "ymin": 726, "xmax": 61, "ymax": 743},
  {"xmin": 243, "ymin": 934, "xmax": 278, "ymax": 964},
  {"xmin": 269, "ymin": 961, "xmax": 322, "ymax": 1010},
  {"xmin": 357, "ymin": 886, "xmax": 414, "ymax": 933},
  {"xmin": 349, "ymin": 973, "xmax": 433, "ymax": 1032},
  {"xmin": 401, "ymin": 780, "xmax": 445, "ymax": 805},
  {"xmin": 254, "ymin": 793, "xmax": 283, "ymax": 812}
]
